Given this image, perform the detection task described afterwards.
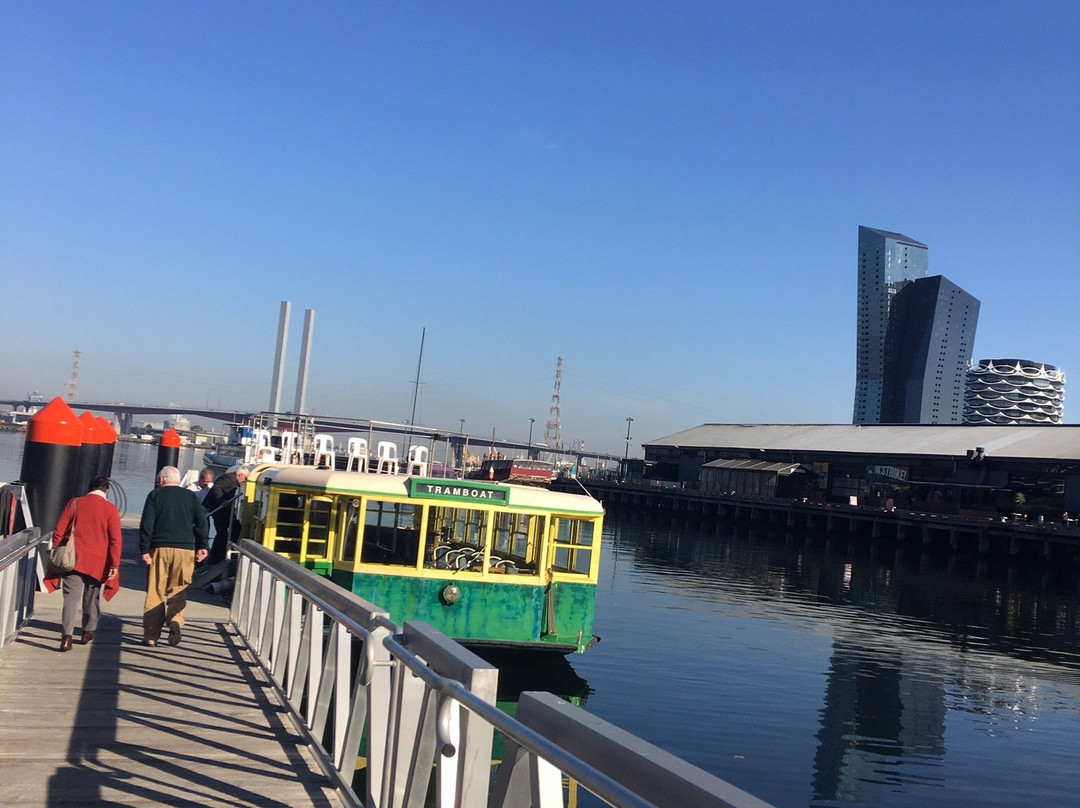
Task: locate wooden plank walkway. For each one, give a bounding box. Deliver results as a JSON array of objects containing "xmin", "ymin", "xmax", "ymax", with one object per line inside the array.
[{"xmin": 0, "ymin": 518, "xmax": 344, "ymax": 807}]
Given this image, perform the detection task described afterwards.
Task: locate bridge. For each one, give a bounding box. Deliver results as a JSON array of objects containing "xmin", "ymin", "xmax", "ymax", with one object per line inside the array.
[
  {"xmin": 0, "ymin": 399, "xmax": 627, "ymax": 467},
  {"xmin": 0, "ymin": 500, "xmax": 774, "ymax": 808}
]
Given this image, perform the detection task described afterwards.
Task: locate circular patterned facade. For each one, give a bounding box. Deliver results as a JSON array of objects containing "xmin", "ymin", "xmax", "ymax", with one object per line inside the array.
[{"xmin": 963, "ymin": 359, "xmax": 1066, "ymax": 425}]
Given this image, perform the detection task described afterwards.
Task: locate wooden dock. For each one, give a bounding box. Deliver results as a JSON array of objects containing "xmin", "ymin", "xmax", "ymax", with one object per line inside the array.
[{"xmin": 0, "ymin": 518, "xmax": 344, "ymax": 807}]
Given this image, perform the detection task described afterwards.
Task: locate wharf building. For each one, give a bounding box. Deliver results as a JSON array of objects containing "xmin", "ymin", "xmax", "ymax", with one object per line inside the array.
[
  {"xmin": 639, "ymin": 423, "xmax": 1080, "ymax": 516},
  {"xmin": 854, "ymin": 226, "xmax": 928, "ymax": 424},
  {"xmin": 963, "ymin": 359, "xmax": 1066, "ymax": 425}
]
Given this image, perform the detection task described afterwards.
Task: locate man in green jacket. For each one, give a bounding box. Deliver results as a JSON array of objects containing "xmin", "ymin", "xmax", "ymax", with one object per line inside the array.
[{"xmin": 139, "ymin": 465, "xmax": 209, "ymax": 646}]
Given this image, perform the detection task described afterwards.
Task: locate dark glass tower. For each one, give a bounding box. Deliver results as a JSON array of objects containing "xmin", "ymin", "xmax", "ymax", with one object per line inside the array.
[{"xmin": 880, "ymin": 276, "xmax": 980, "ymax": 424}]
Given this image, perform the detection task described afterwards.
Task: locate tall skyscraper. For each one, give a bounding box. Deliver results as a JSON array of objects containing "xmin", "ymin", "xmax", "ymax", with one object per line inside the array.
[
  {"xmin": 853, "ymin": 226, "xmax": 929, "ymax": 424},
  {"xmin": 880, "ymin": 276, "xmax": 980, "ymax": 424}
]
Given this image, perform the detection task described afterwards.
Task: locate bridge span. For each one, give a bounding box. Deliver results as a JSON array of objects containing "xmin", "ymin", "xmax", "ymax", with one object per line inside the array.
[
  {"xmin": 0, "ymin": 400, "xmax": 626, "ymax": 466},
  {"xmin": 1, "ymin": 507, "xmax": 774, "ymax": 808}
]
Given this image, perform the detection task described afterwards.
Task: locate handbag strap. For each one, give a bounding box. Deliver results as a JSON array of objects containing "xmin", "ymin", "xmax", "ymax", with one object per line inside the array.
[{"xmin": 67, "ymin": 499, "xmax": 78, "ymax": 541}]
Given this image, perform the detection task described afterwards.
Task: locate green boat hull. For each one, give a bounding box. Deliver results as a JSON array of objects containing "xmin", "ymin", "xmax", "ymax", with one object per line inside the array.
[{"xmin": 329, "ymin": 569, "xmax": 598, "ymax": 653}]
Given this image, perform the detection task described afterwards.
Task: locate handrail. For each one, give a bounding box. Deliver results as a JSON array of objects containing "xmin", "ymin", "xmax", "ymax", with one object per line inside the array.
[
  {"xmin": 229, "ymin": 537, "xmax": 776, "ymax": 808},
  {"xmin": 0, "ymin": 527, "xmax": 45, "ymax": 658}
]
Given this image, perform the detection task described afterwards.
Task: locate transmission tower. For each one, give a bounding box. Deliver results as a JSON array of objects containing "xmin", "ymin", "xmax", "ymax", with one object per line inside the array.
[
  {"xmin": 543, "ymin": 356, "xmax": 562, "ymax": 451},
  {"xmin": 67, "ymin": 350, "xmax": 81, "ymax": 402}
]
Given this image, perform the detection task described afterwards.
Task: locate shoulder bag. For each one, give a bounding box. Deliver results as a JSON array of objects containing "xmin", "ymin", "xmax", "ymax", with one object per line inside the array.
[{"xmin": 50, "ymin": 501, "xmax": 78, "ymax": 573}]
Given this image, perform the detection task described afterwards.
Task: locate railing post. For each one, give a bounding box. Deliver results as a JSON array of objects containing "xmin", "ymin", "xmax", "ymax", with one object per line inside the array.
[
  {"xmin": 365, "ymin": 621, "xmax": 393, "ymax": 808},
  {"xmin": 269, "ymin": 578, "xmax": 288, "ymax": 676},
  {"xmin": 383, "ymin": 655, "xmax": 438, "ymax": 808},
  {"xmin": 305, "ymin": 605, "xmax": 325, "ymax": 729}
]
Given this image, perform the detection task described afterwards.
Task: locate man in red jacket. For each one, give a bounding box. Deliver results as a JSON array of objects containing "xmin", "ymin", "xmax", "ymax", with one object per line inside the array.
[{"xmin": 45, "ymin": 476, "xmax": 123, "ymax": 652}]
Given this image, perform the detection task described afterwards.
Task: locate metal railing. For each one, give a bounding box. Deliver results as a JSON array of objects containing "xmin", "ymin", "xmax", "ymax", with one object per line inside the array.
[
  {"xmin": 0, "ymin": 527, "xmax": 45, "ymax": 658},
  {"xmin": 229, "ymin": 538, "xmax": 776, "ymax": 808}
]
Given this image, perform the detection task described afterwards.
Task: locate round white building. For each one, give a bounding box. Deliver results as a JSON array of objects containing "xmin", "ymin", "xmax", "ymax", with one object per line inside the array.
[{"xmin": 963, "ymin": 359, "xmax": 1066, "ymax": 425}]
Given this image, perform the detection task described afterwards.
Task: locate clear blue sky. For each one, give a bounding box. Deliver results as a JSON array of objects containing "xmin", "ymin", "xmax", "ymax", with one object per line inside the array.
[{"xmin": 2, "ymin": 2, "xmax": 1077, "ymax": 454}]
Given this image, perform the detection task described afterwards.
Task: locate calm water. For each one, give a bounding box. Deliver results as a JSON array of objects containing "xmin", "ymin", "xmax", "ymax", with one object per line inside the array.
[{"xmin": 4, "ymin": 432, "xmax": 1080, "ymax": 807}]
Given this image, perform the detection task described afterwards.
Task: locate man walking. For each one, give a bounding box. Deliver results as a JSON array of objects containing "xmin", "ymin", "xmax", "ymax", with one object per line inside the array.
[
  {"xmin": 139, "ymin": 465, "xmax": 209, "ymax": 646},
  {"xmin": 202, "ymin": 466, "xmax": 249, "ymax": 565}
]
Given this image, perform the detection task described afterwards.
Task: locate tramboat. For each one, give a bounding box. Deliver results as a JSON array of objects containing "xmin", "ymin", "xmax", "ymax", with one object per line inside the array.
[{"xmin": 241, "ymin": 465, "xmax": 605, "ymax": 654}]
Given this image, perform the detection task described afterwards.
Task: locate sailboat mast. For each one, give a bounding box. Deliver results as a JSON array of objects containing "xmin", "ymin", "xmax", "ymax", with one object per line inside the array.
[{"xmin": 408, "ymin": 327, "xmax": 426, "ymax": 429}]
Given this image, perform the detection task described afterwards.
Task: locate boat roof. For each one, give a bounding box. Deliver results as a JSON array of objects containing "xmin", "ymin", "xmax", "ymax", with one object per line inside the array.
[{"xmin": 252, "ymin": 466, "xmax": 604, "ymax": 516}]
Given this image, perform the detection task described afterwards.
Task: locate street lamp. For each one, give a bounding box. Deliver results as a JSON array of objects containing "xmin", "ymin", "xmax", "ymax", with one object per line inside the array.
[
  {"xmin": 527, "ymin": 418, "xmax": 535, "ymax": 458},
  {"xmin": 623, "ymin": 417, "xmax": 634, "ymax": 481}
]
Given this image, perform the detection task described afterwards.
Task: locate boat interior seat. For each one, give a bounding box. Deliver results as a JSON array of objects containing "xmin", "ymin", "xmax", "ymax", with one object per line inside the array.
[
  {"xmin": 346, "ymin": 437, "xmax": 369, "ymax": 473},
  {"xmin": 406, "ymin": 445, "xmax": 429, "ymax": 476},
  {"xmin": 313, "ymin": 434, "xmax": 335, "ymax": 469},
  {"xmin": 375, "ymin": 441, "xmax": 398, "ymax": 474}
]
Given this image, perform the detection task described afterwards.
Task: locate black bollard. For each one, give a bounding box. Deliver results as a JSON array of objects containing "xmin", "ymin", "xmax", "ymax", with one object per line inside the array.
[
  {"xmin": 156, "ymin": 428, "xmax": 181, "ymax": 480},
  {"xmin": 97, "ymin": 416, "xmax": 117, "ymax": 478},
  {"xmin": 73, "ymin": 411, "xmax": 104, "ymax": 499},
  {"xmin": 18, "ymin": 397, "xmax": 83, "ymax": 533}
]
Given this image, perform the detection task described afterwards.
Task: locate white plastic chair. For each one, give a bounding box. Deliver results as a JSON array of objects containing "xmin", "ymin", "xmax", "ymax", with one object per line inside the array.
[
  {"xmin": 313, "ymin": 434, "xmax": 335, "ymax": 469},
  {"xmin": 375, "ymin": 441, "xmax": 398, "ymax": 474},
  {"xmin": 406, "ymin": 445, "xmax": 429, "ymax": 476},
  {"xmin": 280, "ymin": 430, "xmax": 299, "ymax": 464},
  {"xmin": 246, "ymin": 428, "xmax": 277, "ymax": 464},
  {"xmin": 346, "ymin": 437, "xmax": 369, "ymax": 472}
]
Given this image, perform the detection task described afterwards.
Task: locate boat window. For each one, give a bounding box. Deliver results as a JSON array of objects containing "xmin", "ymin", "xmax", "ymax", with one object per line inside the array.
[
  {"xmin": 271, "ymin": 492, "xmax": 306, "ymax": 556},
  {"xmin": 337, "ymin": 498, "xmax": 362, "ymax": 565},
  {"xmin": 515, "ymin": 515, "xmax": 543, "ymax": 561},
  {"xmin": 424, "ymin": 507, "xmax": 540, "ymax": 574},
  {"xmin": 361, "ymin": 501, "xmax": 422, "ymax": 566},
  {"xmin": 549, "ymin": 517, "xmax": 596, "ymax": 576},
  {"xmin": 493, "ymin": 512, "xmax": 513, "ymax": 554},
  {"xmin": 303, "ymin": 496, "xmax": 333, "ymax": 563}
]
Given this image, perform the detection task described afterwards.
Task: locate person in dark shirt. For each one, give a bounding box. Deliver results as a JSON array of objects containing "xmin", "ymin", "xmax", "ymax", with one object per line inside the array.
[
  {"xmin": 201, "ymin": 466, "xmax": 249, "ymax": 565},
  {"xmin": 139, "ymin": 465, "xmax": 209, "ymax": 646}
]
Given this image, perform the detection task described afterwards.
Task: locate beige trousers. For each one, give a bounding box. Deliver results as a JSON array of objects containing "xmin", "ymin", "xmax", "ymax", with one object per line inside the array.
[{"xmin": 143, "ymin": 547, "xmax": 195, "ymax": 642}]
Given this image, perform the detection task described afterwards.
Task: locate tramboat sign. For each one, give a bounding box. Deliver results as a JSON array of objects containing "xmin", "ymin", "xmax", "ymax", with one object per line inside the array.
[{"xmin": 408, "ymin": 478, "xmax": 510, "ymax": 505}]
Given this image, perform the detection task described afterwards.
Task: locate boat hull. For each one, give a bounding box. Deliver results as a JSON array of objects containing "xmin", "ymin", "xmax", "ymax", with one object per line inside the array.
[{"xmin": 330, "ymin": 568, "xmax": 597, "ymax": 654}]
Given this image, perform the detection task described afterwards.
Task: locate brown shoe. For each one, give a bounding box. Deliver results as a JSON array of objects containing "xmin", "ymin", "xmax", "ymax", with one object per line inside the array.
[
  {"xmin": 59, "ymin": 635, "xmax": 73, "ymax": 652},
  {"xmin": 81, "ymin": 630, "xmax": 95, "ymax": 645}
]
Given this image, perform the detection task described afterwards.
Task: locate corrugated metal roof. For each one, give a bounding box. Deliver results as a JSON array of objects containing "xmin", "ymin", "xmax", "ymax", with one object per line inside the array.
[
  {"xmin": 645, "ymin": 424, "xmax": 1080, "ymax": 461},
  {"xmin": 701, "ymin": 458, "xmax": 801, "ymax": 474}
]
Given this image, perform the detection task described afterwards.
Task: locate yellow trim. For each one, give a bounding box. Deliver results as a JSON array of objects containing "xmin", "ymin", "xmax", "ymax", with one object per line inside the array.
[{"xmin": 248, "ymin": 466, "xmax": 604, "ymax": 585}]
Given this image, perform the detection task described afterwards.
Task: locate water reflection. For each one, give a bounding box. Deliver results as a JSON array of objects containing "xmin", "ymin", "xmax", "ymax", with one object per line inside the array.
[
  {"xmin": 589, "ymin": 513, "xmax": 1080, "ymax": 808},
  {"xmin": 614, "ymin": 515, "xmax": 1080, "ymax": 673}
]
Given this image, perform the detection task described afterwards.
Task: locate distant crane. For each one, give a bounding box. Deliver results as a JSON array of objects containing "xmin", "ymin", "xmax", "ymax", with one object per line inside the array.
[
  {"xmin": 543, "ymin": 356, "xmax": 562, "ymax": 452},
  {"xmin": 67, "ymin": 350, "xmax": 81, "ymax": 402}
]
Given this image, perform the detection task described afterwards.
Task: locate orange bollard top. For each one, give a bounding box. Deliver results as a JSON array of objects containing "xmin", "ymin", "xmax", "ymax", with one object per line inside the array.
[
  {"xmin": 26, "ymin": 397, "xmax": 83, "ymax": 447},
  {"xmin": 160, "ymin": 428, "xmax": 182, "ymax": 448},
  {"xmin": 79, "ymin": 411, "xmax": 105, "ymax": 444},
  {"xmin": 96, "ymin": 416, "xmax": 118, "ymax": 444}
]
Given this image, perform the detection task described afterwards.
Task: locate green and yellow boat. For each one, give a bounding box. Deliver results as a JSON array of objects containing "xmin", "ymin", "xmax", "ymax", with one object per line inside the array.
[{"xmin": 241, "ymin": 466, "xmax": 605, "ymax": 653}]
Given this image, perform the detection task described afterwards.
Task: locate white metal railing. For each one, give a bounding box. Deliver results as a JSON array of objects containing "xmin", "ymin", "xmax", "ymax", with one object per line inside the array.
[
  {"xmin": 0, "ymin": 527, "xmax": 46, "ymax": 658},
  {"xmin": 229, "ymin": 539, "xmax": 776, "ymax": 808}
]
